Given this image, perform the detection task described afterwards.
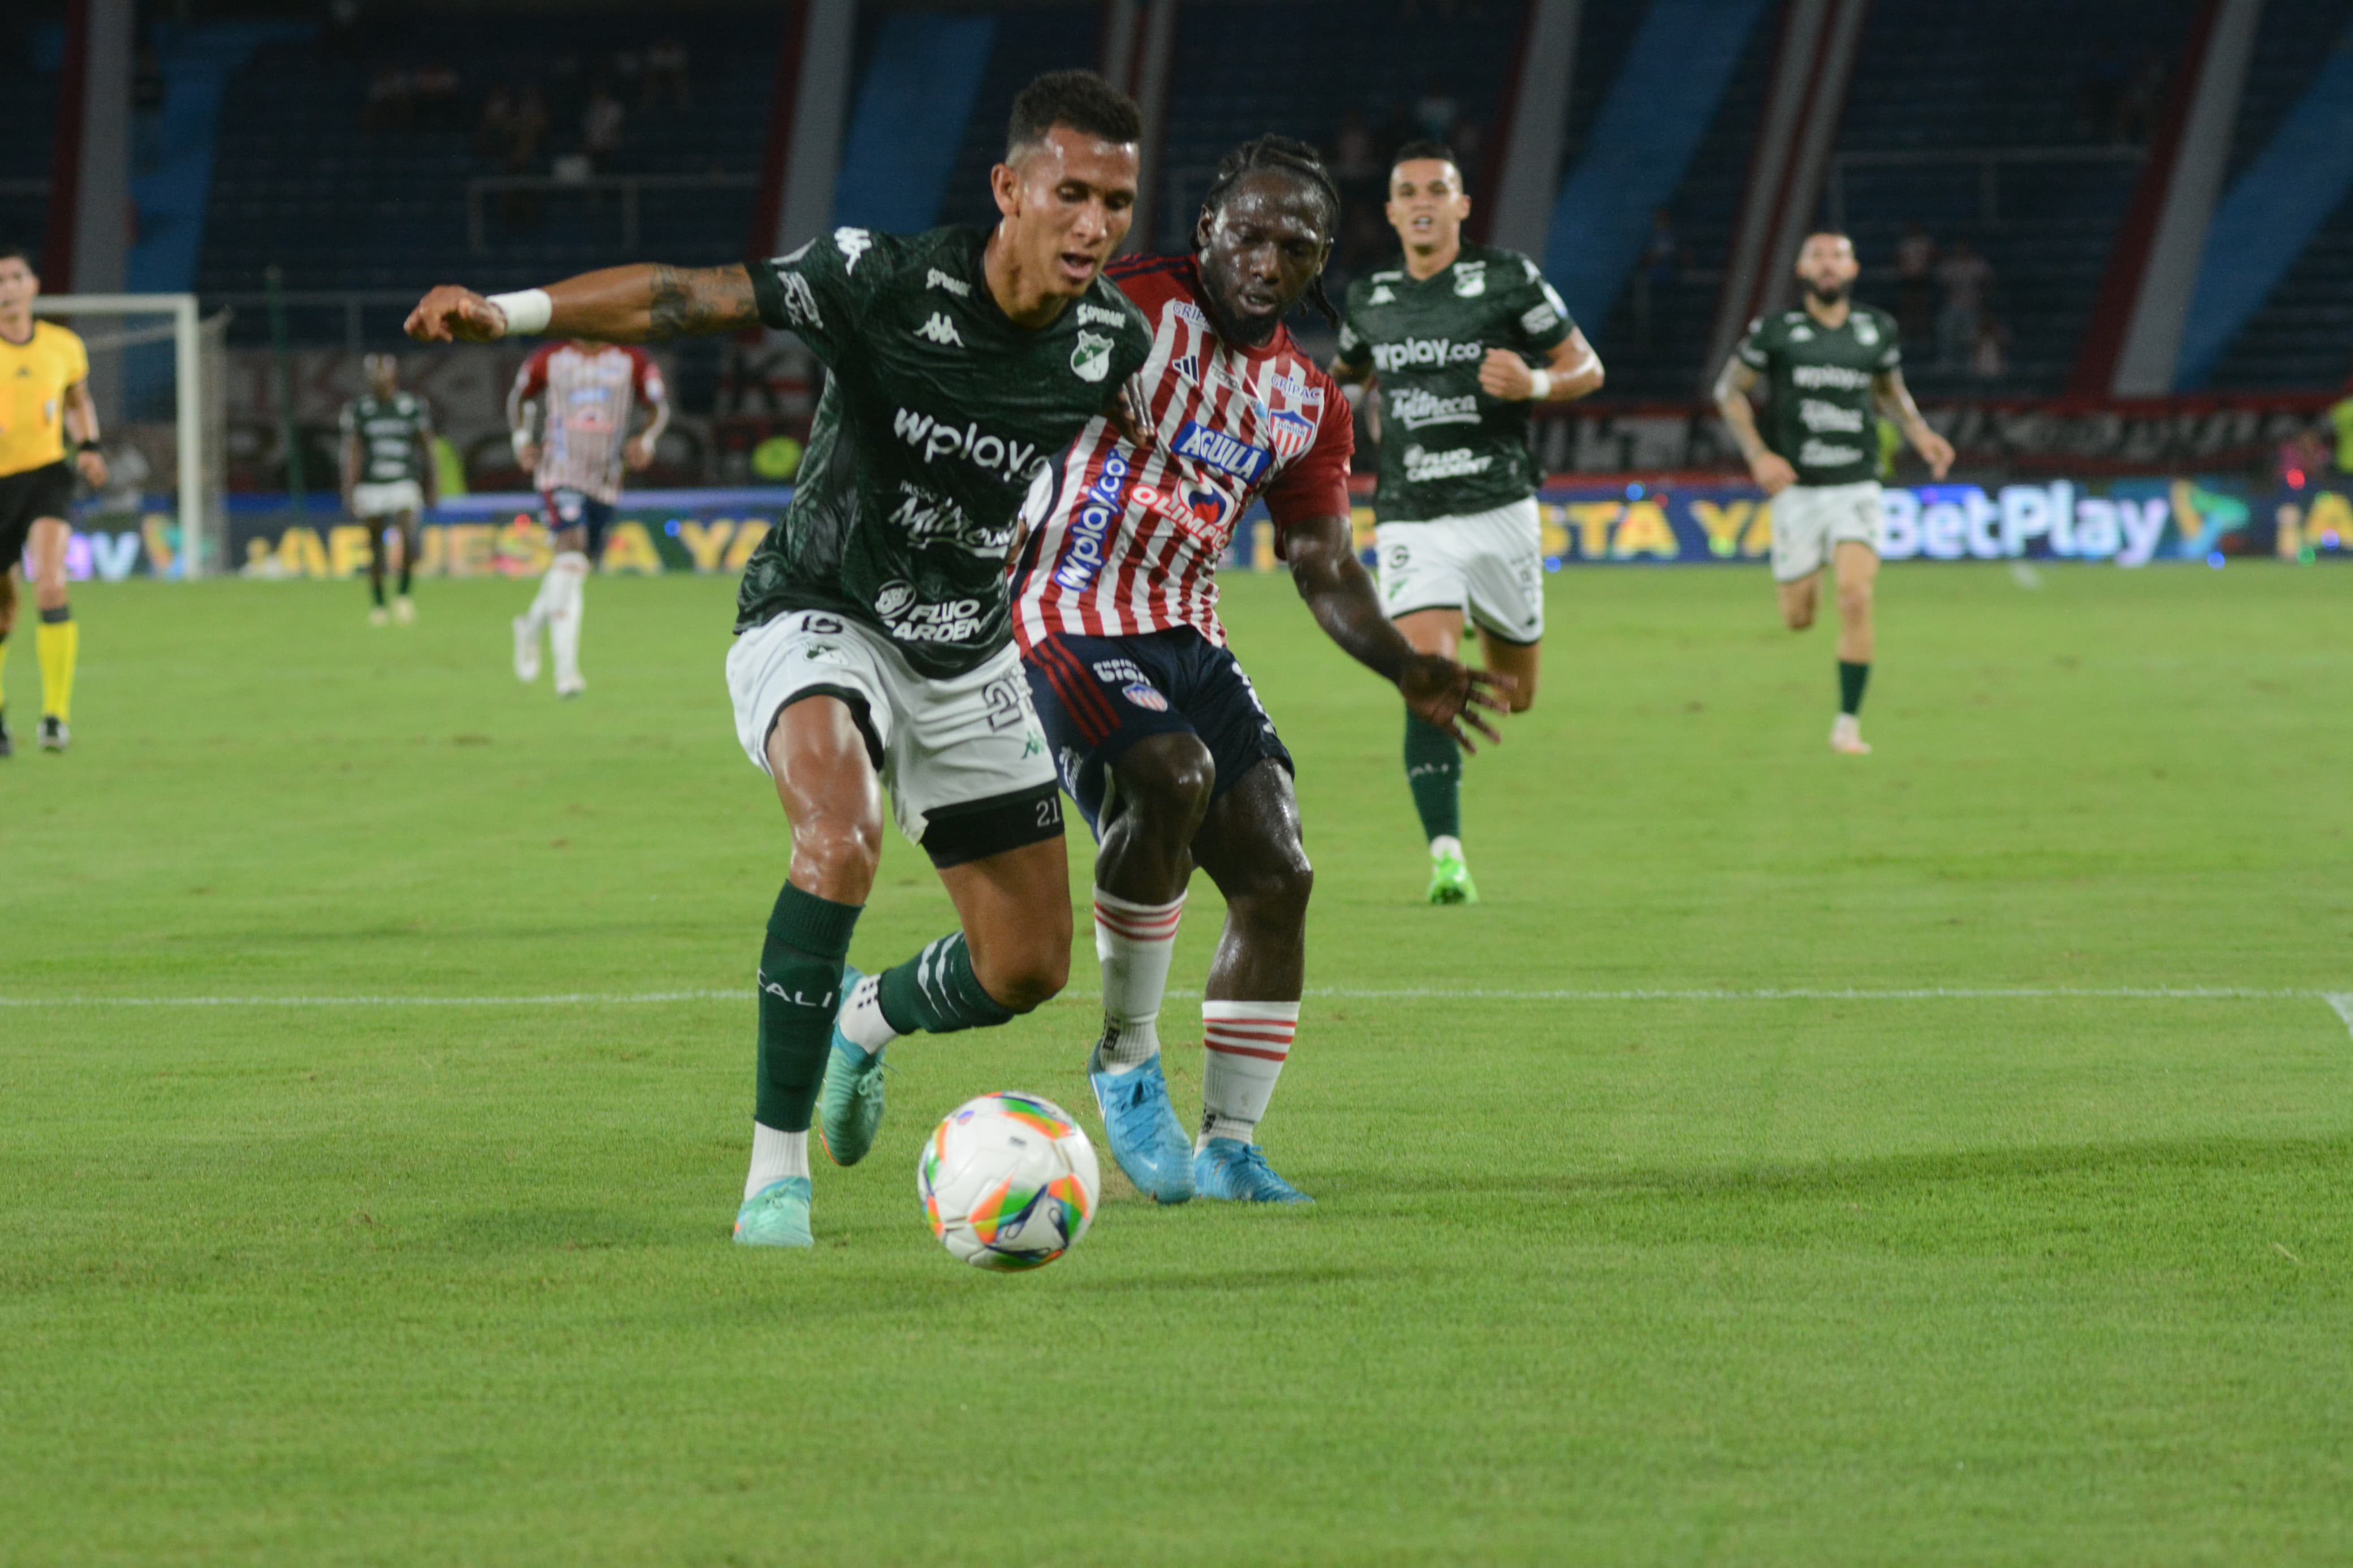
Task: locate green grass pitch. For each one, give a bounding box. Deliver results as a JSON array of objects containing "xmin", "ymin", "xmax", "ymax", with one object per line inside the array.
[{"xmin": 2, "ymin": 562, "xmax": 2348, "ymax": 1565}]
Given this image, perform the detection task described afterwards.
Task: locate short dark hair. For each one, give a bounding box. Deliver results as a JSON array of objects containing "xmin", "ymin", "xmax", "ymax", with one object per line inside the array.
[
  {"xmin": 0, "ymin": 243, "xmax": 33, "ymax": 270},
  {"xmin": 1006, "ymin": 71, "xmax": 1141, "ymax": 157},
  {"xmin": 1390, "ymin": 140, "xmax": 1462, "ymax": 180},
  {"xmin": 1199, "ymin": 135, "xmax": 1343, "ymax": 326}
]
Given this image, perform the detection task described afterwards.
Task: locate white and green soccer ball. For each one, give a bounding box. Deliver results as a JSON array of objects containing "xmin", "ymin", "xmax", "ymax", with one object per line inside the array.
[{"xmin": 917, "ymin": 1091, "xmax": 1100, "ymax": 1271}]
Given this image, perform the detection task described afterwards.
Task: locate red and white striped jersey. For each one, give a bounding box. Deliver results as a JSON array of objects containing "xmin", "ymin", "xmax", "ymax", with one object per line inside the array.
[
  {"xmin": 1013, "ymin": 256, "xmax": 1353, "ymax": 650},
  {"xmin": 508, "ymin": 341, "xmax": 665, "ymax": 504}
]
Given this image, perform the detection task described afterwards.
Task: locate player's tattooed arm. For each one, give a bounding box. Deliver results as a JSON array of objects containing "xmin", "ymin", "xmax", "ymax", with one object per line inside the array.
[
  {"xmin": 1713, "ymin": 357, "xmax": 1794, "ymax": 495},
  {"xmin": 1283, "ymin": 513, "xmax": 1509, "ymax": 751},
  {"xmin": 406, "ymin": 264, "xmax": 758, "ymax": 344},
  {"xmin": 1872, "ymin": 366, "xmax": 1955, "ymax": 478}
]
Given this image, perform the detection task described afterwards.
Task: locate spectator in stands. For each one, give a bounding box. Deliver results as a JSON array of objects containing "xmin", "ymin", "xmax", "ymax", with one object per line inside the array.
[
  {"xmin": 1936, "ymin": 240, "xmax": 1993, "ymax": 369},
  {"xmin": 413, "ymin": 61, "xmax": 460, "ymax": 132},
  {"xmin": 646, "ymin": 36, "xmax": 692, "ymax": 111},
  {"xmin": 476, "ymin": 84, "xmax": 513, "ymax": 162},
  {"xmin": 1643, "ymin": 209, "xmax": 1680, "ymax": 286},
  {"xmin": 581, "ymin": 83, "xmax": 626, "ymax": 173},
  {"xmin": 1970, "ymin": 317, "xmax": 2010, "ymax": 382},
  {"xmin": 1894, "ymin": 222, "xmax": 1937, "ymax": 344},
  {"xmin": 364, "ymin": 63, "xmax": 412, "ymax": 133}
]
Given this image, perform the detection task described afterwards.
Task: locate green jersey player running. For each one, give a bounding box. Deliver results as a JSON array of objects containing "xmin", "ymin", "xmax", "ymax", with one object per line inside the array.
[
  {"xmin": 1330, "ymin": 140, "xmax": 1603, "ymax": 904},
  {"xmin": 404, "ymin": 71, "xmax": 1156, "ymax": 1250},
  {"xmin": 1713, "ymin": 231, "xmax": 1953, "ymax": 755}
]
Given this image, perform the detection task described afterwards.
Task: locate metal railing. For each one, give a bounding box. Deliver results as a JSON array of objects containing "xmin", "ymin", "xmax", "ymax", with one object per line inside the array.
[
  {"xmin": 204, "ymin": 289, "xmax": 424, "ymax": 352},
  {"xmin": 465, "ymin": 172, "xmax": 759, "ymax": 253},
  {"xmin": 1826, "ymin": 146, "xmax": 2144, "ymax": 232}
]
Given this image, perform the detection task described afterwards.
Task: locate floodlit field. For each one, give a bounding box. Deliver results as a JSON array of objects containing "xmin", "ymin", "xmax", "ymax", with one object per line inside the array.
[{"xmin": 2, "ymin": 563, "xmax": 2348, "ymax": 1566}]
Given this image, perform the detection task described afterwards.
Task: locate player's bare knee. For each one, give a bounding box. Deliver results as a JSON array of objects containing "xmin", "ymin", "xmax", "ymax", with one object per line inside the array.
[
  {"xmin": 1837, "ymin": 583, "xmax": 1873, "ymax": 623},
  {"xmin": 790, "ymin": 814, "xmax": 881, "ymax": 889},
  {"xmin": 1119, "ymin": 736, "xmax": 1216, "ymax": 830},
  {"xmin": 1231, "ymin": 856, "xmax": 1315, "ymax": 931},
  {"xmin": 973, "ymin": 938, "xmax": 1068, "ymax": 1014}
]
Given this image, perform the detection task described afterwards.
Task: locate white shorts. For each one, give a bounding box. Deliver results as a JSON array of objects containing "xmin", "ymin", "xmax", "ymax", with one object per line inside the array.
[
  {"xmin": 351, "ymin": 480, "xmax": 425, "ymax": 519},
  {"xmin": 726, "ymin": 609, "xmax": 1061, "ymax": 864},
  {"xmin": 1769, "ymin": 481, "xmax": 1884, "ymax": 583},
  {"xmin": 1375, "ymin": 496, "xmax": 1545, "ymax": 645}
]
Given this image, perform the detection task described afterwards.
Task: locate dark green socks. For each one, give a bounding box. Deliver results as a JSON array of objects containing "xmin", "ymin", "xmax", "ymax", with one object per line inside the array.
[
  {"xmin": 876, "ymin": 932, "xmax": 1014, "ymax": 1036},
  {"xmin": 1839, "ymin": 660, "xmax": 1871, "ymax": 717},
  {"xmin": 1404, "ymin": 712, "xmax": 1462, "ymax": 843},
  {"xmin": 753, "ymin": 884, "xmax": 861, "ymax": 1133}
]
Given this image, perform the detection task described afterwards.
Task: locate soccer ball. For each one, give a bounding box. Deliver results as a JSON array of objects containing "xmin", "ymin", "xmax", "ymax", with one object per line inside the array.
[{"xmin": 917, "ymin": 1091, "xmax": 1100, "ymax": 1271}]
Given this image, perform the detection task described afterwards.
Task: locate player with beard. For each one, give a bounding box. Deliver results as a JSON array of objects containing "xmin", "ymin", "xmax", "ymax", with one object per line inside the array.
[
  {"xmin": 929, "ymin": 136, "xmax": 1500, "ymax": 1204},
  {"xmin": 1714, "ymin": 231, "xmax": 1953, "ymax": 754},
  {"xmin": 406, "ymin": 71, "xmax": 1156, "ymax": 1249}
]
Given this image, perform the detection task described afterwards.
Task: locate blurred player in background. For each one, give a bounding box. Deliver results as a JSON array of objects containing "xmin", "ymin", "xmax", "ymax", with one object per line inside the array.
[
  {"xmin": 338, "ymin": 353, "xmax": 436, "ymax": 627},
  {"xmin": 506, "ymin": 337, "xmax": 667, "ymax": 696},
  {"xmin": 0, "ymin": 244, "xmax": 107, "ymax": 757},
  {"xmin": 407, "ymin": 70, "xmax": 1156, "ymax": 1250},
  {"xmin": 993, "ymin": 136, "xmax": 1505, "ymax": 1206},
  {"xmin": 1331, "ymin": 142, "xmax": 1602, "ymax": 905},
  {"xmin": 1714, "ymin": 231, "xmax": 1953, "ymax": 755}
]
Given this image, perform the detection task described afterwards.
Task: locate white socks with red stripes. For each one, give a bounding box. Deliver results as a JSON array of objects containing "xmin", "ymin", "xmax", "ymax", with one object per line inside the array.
[
  {"xmin": 1200, "ymin": 1001, "xmax": 1299, "ymax": 1147},
  {"xmin": 1089, "ymin": 889, "xmax": 1186, "ymax": 1075}
]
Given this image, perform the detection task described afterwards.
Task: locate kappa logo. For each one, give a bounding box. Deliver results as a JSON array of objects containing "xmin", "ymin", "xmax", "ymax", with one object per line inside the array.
[
  {"xmin": 925, "ymin": 267, "xmax": 971, "ymax": 297},
  {"xmin": 1790, "ymin": 324, "xmax": 1816, "ymax": 343},
  {"xmin": 1367, "ymin": 285, "xmax": 1396, "ymax": 305},
  {"xmin": 1071, "ymin": 330, "xmax": 1114, "ymax": 383},
  {"xmin": 834, "ymin": 227, "xmax": 873, "ymax": 272},
  {"xmin": 915, "ymin": 312, "xmax": 964, "ymax": 348},
  {"xmin": 1076, "ymin": 302, "xmax": 1128, "ymax": 330}
]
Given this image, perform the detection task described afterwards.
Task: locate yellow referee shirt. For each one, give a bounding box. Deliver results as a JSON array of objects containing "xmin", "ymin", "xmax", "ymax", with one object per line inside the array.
[{"xmin": 0, "ymin": 321, "xmax": 90, "ymax": 478}]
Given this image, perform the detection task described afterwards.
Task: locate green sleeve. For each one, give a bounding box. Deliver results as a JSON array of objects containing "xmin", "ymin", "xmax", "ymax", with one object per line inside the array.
[
  {"xmin": 1735, "ymin": 316, "xmax": 1773, "ymax": 372},
  {"xmin": 1333, "ymin": 284, "xmax": 1372, "ymax": 372},
  {"xmin": 1870, "ymin": 309, "xmax": 1902, "ymax": 373},
  {"xmin": 751, "ymin": 227, "xmax": 894, "ymax": 362},
  {"xmin": 1509, "ymin": 256, "xmax": 1575, "ymax": 353}
]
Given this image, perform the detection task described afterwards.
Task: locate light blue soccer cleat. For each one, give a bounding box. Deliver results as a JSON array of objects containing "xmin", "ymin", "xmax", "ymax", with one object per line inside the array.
[
  {"xmin": 1088, "ymin": 1052, "xmax": 1196, "ymax": 1204},
  {"xmin": 733, "ymin": 1176, "xmax": 814, "ymax": 1248},
  {"xmin": 818, "ymin": 966, "xmax": 887, "ymax": 1167},
  {"xmin": 1193, "ymin": 1138, "xmax": 1313, "ymax": 1204}
]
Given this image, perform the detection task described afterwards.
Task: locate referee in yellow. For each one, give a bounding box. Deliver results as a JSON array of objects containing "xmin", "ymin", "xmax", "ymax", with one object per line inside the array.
[{"xmin": 0, "ymin": 244, "xmax": 107, "ymax": 755}]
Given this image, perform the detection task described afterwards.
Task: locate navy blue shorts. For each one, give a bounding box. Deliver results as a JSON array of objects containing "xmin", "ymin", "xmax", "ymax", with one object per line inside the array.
[
  {"xmin": 542, "ymin": 487, "xmax": 616, "ymax": 557},
  {"xmin": 1023, "ymin": 627, "xmax": 1294, "ymax": 836}
]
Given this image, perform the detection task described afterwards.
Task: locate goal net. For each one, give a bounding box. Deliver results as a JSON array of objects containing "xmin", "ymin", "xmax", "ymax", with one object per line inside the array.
[{"xmin": 29, "ymin": 294, "xmax": 230, "ymax": 580}]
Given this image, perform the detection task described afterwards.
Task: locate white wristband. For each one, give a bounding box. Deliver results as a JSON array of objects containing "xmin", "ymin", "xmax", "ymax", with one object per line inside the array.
[
  {"xmin": 486, "ymin": 288, "xmax": 553, "ymax": 337},
  {"xmin": 1528, "ymin": 368, "xmax": 1553, "ymax": 402}
]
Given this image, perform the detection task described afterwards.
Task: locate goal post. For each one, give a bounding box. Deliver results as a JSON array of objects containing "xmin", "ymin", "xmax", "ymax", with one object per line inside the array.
[{"xmin": 31, "ymin": 293, "xmax": 228, "ymax": 581}]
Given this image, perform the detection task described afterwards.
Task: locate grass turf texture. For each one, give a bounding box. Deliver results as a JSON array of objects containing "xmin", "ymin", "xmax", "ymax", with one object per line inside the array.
[{"xmin": 2, "ymin": 564, "xmax": 2348, "ymax": 1566}]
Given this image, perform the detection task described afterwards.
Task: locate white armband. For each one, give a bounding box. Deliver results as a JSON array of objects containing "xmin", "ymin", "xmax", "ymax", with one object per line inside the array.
[
  {"xmin": 486, "ymin": 288, "xmax": 553, "ymax": 337},
  {"xmin": 1528, "ymin": 368, "xmax": 1553, "ymax": 402}
]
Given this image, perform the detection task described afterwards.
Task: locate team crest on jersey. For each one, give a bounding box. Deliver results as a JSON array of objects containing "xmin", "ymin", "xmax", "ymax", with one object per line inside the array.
[
  {"xmin": 1453, "ymin": 262, "xmax": 1487, "ymax": 298},
  {"xmin": 1122, "ymin": 681, "xmax": 1170, "ymax": 712},
  {"xmin": 1263, "ymin": 408, "xmax": 1315, "ymax": 463},
  {"xmin": 1071, "ymin": 331, "xmax": 1115, "ymax": 383},
  {"xmin": 1853, "ymin": 316, "xmax": 1881, "ymax": 347}
]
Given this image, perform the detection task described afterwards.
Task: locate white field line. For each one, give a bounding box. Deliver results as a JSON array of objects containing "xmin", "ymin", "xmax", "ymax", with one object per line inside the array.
[{"xmin": 0, "ymin": 985, "xmax": 2338, "ymax": 1007}]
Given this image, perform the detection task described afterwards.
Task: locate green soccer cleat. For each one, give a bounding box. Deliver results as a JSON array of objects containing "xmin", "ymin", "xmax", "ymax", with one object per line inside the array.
[
  {"xmin": 818, "ymin": 966, "xmax": 886, "ymax": 1167},
  {"xmin": 1426, "ymin": 845, "xmax": 1479, "ymax": 905},
  {"xmin": 733, "ymin": 1176, "xmax": 814, "ymax": 1249}
]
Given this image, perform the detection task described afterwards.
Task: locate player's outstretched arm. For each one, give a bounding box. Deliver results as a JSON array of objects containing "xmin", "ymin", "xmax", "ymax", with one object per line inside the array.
[
  {"xmin": 1283, "ymin": 513, "xmax": 1509, "ymax": 753},
  {"xmin": 1872, "ymin": 366, "xmax": 1954, "ymax": 478},
  {"xmin": 1713, "ymin": 356, "xmax": 1795, "ymax": 495},
  {"xmin": 405, "ymin": 263, "xmax": 759, "ymax": 345}
]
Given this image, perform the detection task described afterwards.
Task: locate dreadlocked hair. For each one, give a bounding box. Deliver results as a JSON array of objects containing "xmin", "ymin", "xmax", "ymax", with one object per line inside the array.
[{"xmin": 1198, "ymin": 134, "xmax": 1344, "ymax": 326}]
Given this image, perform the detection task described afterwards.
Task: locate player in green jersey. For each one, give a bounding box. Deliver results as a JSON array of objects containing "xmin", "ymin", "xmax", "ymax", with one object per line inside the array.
[
  {"xmin": 406, "ymin": 71, "xmax": 1156, "ymax": 1250},
  {"xmin": 1330, "ymin": 140, "xmax": 1604, "ymax": 904},
  {"xmin": 338, "ymin": 354, "xmax": 436, "ymax": 626},
  {"xmin": 1713, "ymin": 231, "xmax": 1953, "ymax": 755}
]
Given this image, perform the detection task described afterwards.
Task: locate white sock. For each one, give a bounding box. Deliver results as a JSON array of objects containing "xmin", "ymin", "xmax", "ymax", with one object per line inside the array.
[
  {"xmin": 548, "ymin": 552, "xmax": 589, "ymax": 685},
  {"xmin": 838, "ymin": 971, "xmax": 897, "ymax": 1055},
  {"xmin": 744, "ymin": 1121, "xmax": 808, "ymax": 1198},
  {"xmin": 1199, "ymin": 1000, "xmax": 1299, "ymax": 1147},
  {"xmin": 523, "ymin": 559, "xmax": 569, "ymax": 629},
  {"xmin": 1430, "ymin": 833, "xmax": 1463, "ymax": 861},
  {"xmin": 1089, "ymin": 888, "xmax": 1186, "ymax": 1074}
]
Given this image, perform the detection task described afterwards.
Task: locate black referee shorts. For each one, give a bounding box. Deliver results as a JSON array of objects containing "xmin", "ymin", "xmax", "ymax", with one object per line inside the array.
[{"xmin": 0, "ymin": 461, "xmax": 76, "ymax": 568}]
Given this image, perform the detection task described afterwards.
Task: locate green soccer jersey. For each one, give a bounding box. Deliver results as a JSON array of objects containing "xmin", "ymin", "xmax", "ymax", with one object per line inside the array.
[
  {"xmin": 740, "ymin": 224, "xmax": 1154, "ymax": 677},
  {"xmin": 1334, "ymin": 241, "xmax": 1574, "ymax": 522},
  {"xmin": 1734, "ymin": 303, "xmax": 1902, "ymax": 487},
  {"xmin": 338, "ymin": 392, "xmax": 433, "ymax": 485}
]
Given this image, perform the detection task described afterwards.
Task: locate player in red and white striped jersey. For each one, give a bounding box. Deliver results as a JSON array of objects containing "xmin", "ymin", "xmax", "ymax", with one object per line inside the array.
[
  {"xmin": 1012, "ymin": 137, "xmax": 1509, "ymax": 1205},
  {"xmin": 505, "ymin": 340, "xmax": 668, "ymax": 697}
]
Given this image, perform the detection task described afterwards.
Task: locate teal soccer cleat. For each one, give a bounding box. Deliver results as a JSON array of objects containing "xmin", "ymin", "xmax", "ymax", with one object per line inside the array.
[
  {"xmin": 817, "ymin": 967, "xmax": 886, "ymax": 1167},
  {"xmin": 1088, "ymin": 1052, "xmax": 1195, "ymax": 1204},
  {"xmin": 1193, "ymin": 1138, "xmax": 1313, "ymax": 1204},
  {"xmin": 733, "ymin": 1176, "xmax": 814, "ymax": 1248}
]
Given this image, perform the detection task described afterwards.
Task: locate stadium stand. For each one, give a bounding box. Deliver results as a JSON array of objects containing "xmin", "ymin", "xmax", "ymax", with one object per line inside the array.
[{"xmin": 1, "ymin": 20, "xmax": 61, "ymax": 263}]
